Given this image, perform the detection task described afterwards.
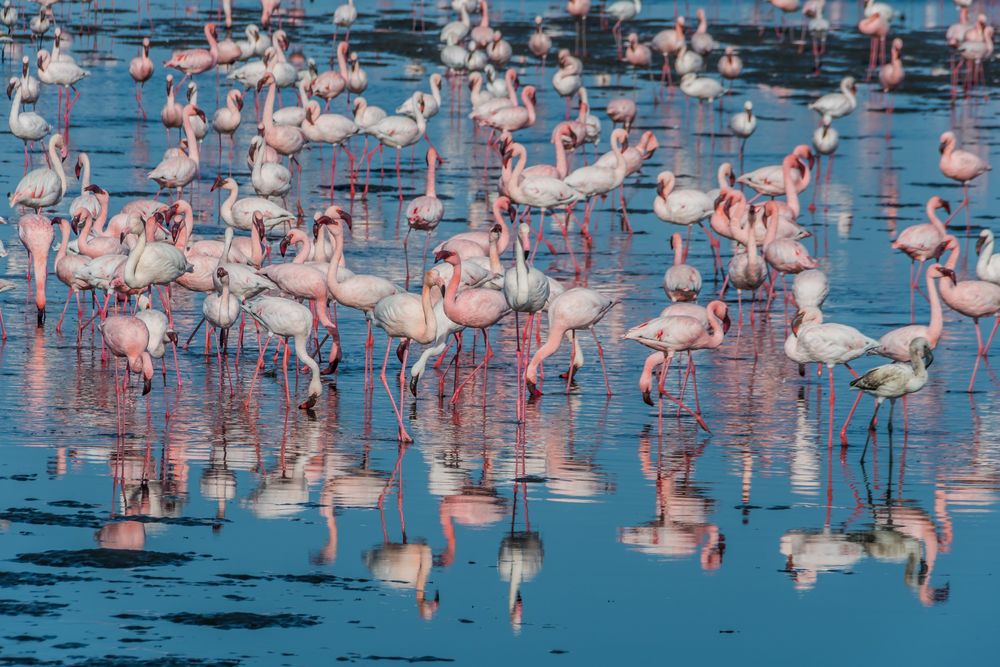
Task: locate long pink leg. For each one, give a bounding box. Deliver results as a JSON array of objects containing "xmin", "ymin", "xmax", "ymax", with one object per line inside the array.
[
  {"xmin": 969, "ymin": 319, "xmax": 985, "ymax": 392},
  {"xmin": 590, "ymin": 328, "xmax": 612, "ymax": 396},
  {"xmin": 380, "ymin": 336, "xmax": 412, "ymax": 442},
  {"xmin": 840, "ymin": 391, "xmax": 864, "ymax": 445},
  {"xmin": 245, "ymin": 334, "xmax": 274, "ymax": 408}
]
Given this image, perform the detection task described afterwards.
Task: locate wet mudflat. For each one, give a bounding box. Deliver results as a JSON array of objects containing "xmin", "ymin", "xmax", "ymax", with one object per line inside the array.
[{"xmin": 0, "ymin": 0, "xmax": 999, "ymax": 664}]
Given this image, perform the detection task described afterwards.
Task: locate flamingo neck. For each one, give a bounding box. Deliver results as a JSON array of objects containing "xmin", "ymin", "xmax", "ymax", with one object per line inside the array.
[
  {"xmin": 124, "ymin": 222, "xmax": 147, "ymax": 288},
  {"xmin": 183, "ymin": 111, "xmax": 200, "ymax": 164},
  {"xmin": 943, "ymin": 240, "xmax": 960, "ymax": 270},
  {"xmin": 250, "ymin": 222, "xmax": 263, "ymax": 267},
  {"xmin": 763, "ymin": 209, "xmax": 779, "ymax": 246},
  {"xmin": 418, "ymin": 278, "xmax": 437, "ymax": 343},
  {"xmin": 506, "ymin": 76, "xmax": 518, "ymax": 106},
  {"xmin": 554, "ymin": 134, "xmax": 569, "ymax": 179},
  {"xmin": 55, "ymin": 219, "xmax": 70, "ymax": 264},
  {"xmin": 783, "ymin": 160, "xmax": 800, "ymax": 218},
  {"xmin": 672, "ymin": 238, "xmax": 683, "ymax": 266},
  {"xmin": 925, "ymin": 269, "xmax": 942, "ymax": 345},
  {"xmin": 443, "ymin": 260, "xmax": 463, "ymax": 313},
  {"xmin": 175, "ymin": 206, "xmax": 194, "ymax": 249},
  {"xmin": 976, "ymin": 233, "xmax": 994, "ymax": 279},
  {"xmin": 326, "ymin": 230, "xmax": 344, "ymax": 289},
  {"xmin": 205, "ymin": 25, "xmax": 219, "ymax": 60},
  {"xmin": 337, "ymin": 46, "xmax": 349, "ymax": 79},
  {"xmin": 79, "ymin": 154, "xmax": 91, "ymax": 189},
  {"xmin": 513, "ymin": 230, "xmax": 528, "ymax": 288},
  {"xmin": 9, "ymin": 85, "xmax": 21, "ymax": 122},
  {"xmin": 48, "ymin": 138, "xmax": 66, "ymax": 196},
  {"xmin": 263, "ymin": 81, "xmax": 276, "ymax": 130},
  {"xmin": 426, "ymin": 157, "xmax": 437, "ymax": 197},
  {"xmin": 927, "ymin": 202, "xmax": 948, "ymax": 234},
  {"xmin": 221, "ymin": 182, "xmax": 238, "ymax": 220},
  {"xmin": 430, "ymin": 77, "xmax": 442, "ymax": 106},
  {"xmin": 293, "ymin": 232, "xmax": 313, "ymax": 264}
]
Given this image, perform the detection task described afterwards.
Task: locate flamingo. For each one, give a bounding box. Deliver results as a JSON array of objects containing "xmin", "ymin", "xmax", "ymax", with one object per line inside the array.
[
  {"xmin": 372, "ymin": 270, "xmax": 439, "ymax": 442},
  {"xmin": 364, "ymin": 92, "xmax": 427, "ymax": 197},
  {"xmin": 9, "ymin": 133, "xmax": 66, "ymax": 212},
  {"xmin": 100, "ymin": 315, "xmax": 155, "ymax": 398},
  {"xmin": 203, "ymin": 267, "xmax": 241, "ymax": 361},
  {"xmin": 624, "ymin": 300, "xmax": 729, "ymax": 431},
  {"xmin": 164, "ymin": 23, "xmax": 220, "ymax": 83},
  {"xmin": 405, "ymin": 147, "xmax": 445, "ymax": 280},
  {"xmin": 69, "ymin": 154, "xmax": 100, "ymax": 222},
  {"xmin": 148, "ymin": 105, "xmax": 204, "ymax": 198},
  {"xmin": 17, "ymin": 213, "xmax": 54, "ymax": 326},
  {"xmin": 808, "ymin": 77, "xmax": 857, "ymax": 119},
  {"xmin": 7, "ymin": 78, "xmax": 50, "ymax": 171},
  {"xmin": 567, "ymin": 0, "xmax": 591, "ymax": 55},
  {"xmin": 129, "ymin": 37, "xmax": 154, "ymax": 117},
  {"xmin": 738, "ymin": 145, "xmax": 814, "ymax": 197},
  {"xmin": 975, "ymin": 230, "xmax": 1000, "ymax": 285},
  {"xmin": 651, "ymin": 16, "xmax": 685, "ymax": 87},
  {"xmin": 653, "ymin": 171, "xmax": 713, "ymax": 249},
  {"xmin": 792, "ymin": 269, "xmax": 829, "ymax": 311},
  {"xmin": 526, "ymin": 287, "xmax": 616, "ymax": 397},
  {"xmin": 529, "ymin": 16, "xmax": 553, "ymax": 65},
  {"xmin": 664, "ymin": 233, "xmax": 701, "ymax": 302},
  {"xmin": 301, "ymin": 101, "xmax": 358, "ymax": 195},
  {"xmin": 212, "ymin": 176, "xmax": 296, "ymax": 232},
  {"xmin": 160, "ymin": 75, "xmax": 183, "ymax": 133},
  {"xmin": 315, "ymin": 211, "xmax": 399, "ymax": 377},
  {"xmin": 851, "ymin": 338, "xmax": 932, "ymax": 459},
  {"xmin": 691, "ymin": 8, "xmax": 716, "ymax": 56},
  {"xmin": 564, "ymin": 128, "xmax": 629, "ymax": 235},
  {"xmin": 51, "ymin": 216, "xmax": 91, "ymax": 334},
  {"xmin": 242, "ymin": 296, "xmax": 324, "ymax": 410},
  {"xmin": 726, "ymin": 217, "xmax": 767, "ymax": 327},
  {"xmin": 434, "ymin": 249, "xmax": 511, "ymax": 404},
  {"xmin": 892, "ymin": 196, "xmax": 952, "ymax": 290},
  {"xmin": 36, "ymin": 49, "xmax": 89, "ymax": 133},
  {"xmin": 876, "ymin": 264, "xmax": 946, "ymax": 363},
  {"xmin": 212, "ymin": 90, "xmax": 244, "ymax": 152},
  {"xmin": 605, "ymin": 0, "xmax": 641, "ymax": 58},
  {"xmin": 936, "ymin": 265, "xmax": 1000, "ymax": 393},
  {"xmin": 939, "ymin": 131, "xmax": 990, "ymax": 212},
  {"xmin": 333, "ymin": 0, "xmax": 357, "ymax": 39}
]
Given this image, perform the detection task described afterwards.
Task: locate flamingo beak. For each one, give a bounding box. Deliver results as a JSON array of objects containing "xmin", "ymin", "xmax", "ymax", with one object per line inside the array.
[
  {"xmin": 923, "ymin": 348, "xmax": 934, "ymax": 368},
  {"xmin": 235, "ymin": 94, "xmax": 244, "ymax": 111},
  {"xmin": 143, "ymin": 377, "xmax": 152, "ymax": 395},
  {"xmin": 791, "ymin": 311, "xmax": 804, "ymax": 335},
  {"xmin": 210, "ymin": 176, "xmax": 224, "ymax": 192},
  {"xmin": 433, "ymin": 250, "xmax": 449, "ymax": 262},
  {"xmin": 166, "ymin": 331, "xmax": 178, "ymax": 344},
  {"xmin": 196, "ymin": 108, "xmax": 207, "ymax": 123},
  {"xmin": 316, "ymin": 215, "xmax": 334, "ymax": 226},
  {"xmin": 941, "ymin": 200, "xmax": 951, "ymax": 215},
  {"xmin": 939, "ymin": 266, "xmax": 957, "ymax": 283},
  {"xmin": 5, "ymin": 80, "xmax": 14, "ymax": 99},
  {"xmin": 939, "ymin": 140, "xmax": 946, "ymax": 154},
  {"xmin": 339, "ymin": 211, "xmax": 353, "ymax": 230},
  {"xmin": 722, "ymin": 312, "xmax": 732, "ymax": 334},
  {"xmin": 279, "ymin": 237, "xmax": 290, "ymax": 256},
  {"xmin": 976, "ymin": 234, "xmax": 987, "ymax": 254},
  {"xmin": 84, "ymin": 184, "xmax": 104, "ymax": 194}
]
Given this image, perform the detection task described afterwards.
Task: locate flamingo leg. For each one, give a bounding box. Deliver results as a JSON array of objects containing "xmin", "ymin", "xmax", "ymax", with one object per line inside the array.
[{"xmin": 380, "ymin": 336, "xmax": 412, "ymax": 443}]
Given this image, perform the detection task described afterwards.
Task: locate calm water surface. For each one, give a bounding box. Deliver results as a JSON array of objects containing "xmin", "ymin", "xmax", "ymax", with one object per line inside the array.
[{"xmin": 0, "ymin": 1, "xmax": 999, "ymax": 664}]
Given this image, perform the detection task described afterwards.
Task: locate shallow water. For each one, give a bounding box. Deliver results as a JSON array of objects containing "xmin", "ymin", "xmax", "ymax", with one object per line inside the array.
[{"xmin": 0, "ymin": 0, "xmax": 999, "ymax": 664}]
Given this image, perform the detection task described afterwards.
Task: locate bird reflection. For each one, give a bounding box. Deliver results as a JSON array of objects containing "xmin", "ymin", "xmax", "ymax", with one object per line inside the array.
[
  {"xmin": 362, "ymin": 445, "xmax": 440, "ymax": 620},
  {"xmin": 782, "ymin": 437, "xmax": 952, "ymax": 606},
  {"xmin": 620, "ymin": 431, "xmax": 724, "ymax": 569},
  {"xmin": 498, "ymin": 531, "xmax": 543, "ymax": 634}
]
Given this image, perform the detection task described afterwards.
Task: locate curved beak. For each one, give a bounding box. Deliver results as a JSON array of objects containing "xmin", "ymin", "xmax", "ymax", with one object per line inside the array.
[
  {"xmin": 279, "ymin": 236, "xmax": 290, "ymax": 256},
  {"xmin": 210, "ymin": 175, "xmax": 225, "ymax": 192},
  {"xmin": 941, "ymin": 200, "xmax": 951, "ymax": 215}
]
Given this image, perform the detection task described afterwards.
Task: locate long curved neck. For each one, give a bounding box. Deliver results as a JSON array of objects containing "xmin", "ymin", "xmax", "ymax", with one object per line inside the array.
[
  {"xmin": 927, "ymin": 202, "xmax": 947, "ymax": 233},
  {"xmin": 263, "ymin": 81, "xmax": 277, "ymax": 129},
  {"xmin": 672, "ymin": 238, "xmax": 683, "ymax": 266},
  {"xmin": 509, "ymin": 149, "xmax": 526, "ymax": 197},
  {"xmin": 218, "ymin": 231, "xmax": 233, "ymax": 269},
  {"xmin": 293, "ymin": 233, "xmax": 313, "ymax": 264},
  {"xmin": 430, "ymin": 77, "xmax": 441, "ymax": 105},
  {"xmin": 480, "ymin": 1, "xmax": 489, "ymax": 27},
  {"xmin": 124, "ymin": 222, "xmax": 148, "ymax": 287},
  {"xmin": 94, "ymin": 196, "xmax": 108, "ymax": 235},
  {"xmin": 297, "ymin": 80, "xmax": 308, "ymax": 107},
  {"xmin": 554, "ymin": 134, "xmax": 569, "ymax": 178},
  {"xmin": 325, "ymin": 230, "xmax": 345, "ymax": 289},
  {"xmin": 925, "ymin": 269, "xmax": 942, "ymax": 344},
  {"xmin": 250, "ymin": 221, "xmax": 263, "ymax": 266},
  {"xmin": 77, "ymin": 214, "xmax": 97, "ymax": 253},
  {"xmin": 763, "ymin": 209, "xmax": 779, "ymax": 246},
  {"xmin": 175, "ymin": 203, "xmax": 194, "ymax": 248},
  {"xmin": 976, "ymin": 234, "xmax": 994, "ymax": 278},
  {"xmin": 414, "ymin": 101, "xmax": 426, "ymax": 135},
  {"xmin": 783, "ymin": 160, "xmax": 800, "ymax": 217},
  {"xmin": 183, "ymin": 111, "xmax": 200, "ymax": 164},
  {"xmin": 48, "ymin": 139, "xmax": 66, "ymax": 195},
  {"xmin": 221, "ymin": 182, "xmax": 238, "ymax": 219},
  {"xmin": 229, "ymin": 91, "xmax": 240, "ymax": 113},
  {"xmin": 506, "ymin": 75, "xmax": 518, "ymax": 105},
  {"xmin": 79, "ymin": 154, "xmax": 91, "ymax": 189},
  {"xmin": 55, "ymin": 220, "xmax": 70, "ymax": 264},
  {"xmin": 426, "ymin": 157, "xmax": 437, "ymax": 197},
  {"xmin": 9, "ymin": 86, "xmax": 21, "ymax": 124},
  {"xmin": 513, "ymin": 231, "xmax": 528, "ymax": 288},
  {"xmin": 944, "ymin": 241, "xmax": 960, "ymax": 270},
  {"xmin": 337, "ymin": 46, "xmax": 349, "ymax": 79},
  {"xmin": 204, "ymin": 25, "xmax": 218, "ymax": 59},
  {"xmin": 418, "ymin": 279, "xmax": 437, "ymax": 343},
  {"xmin": 220, "ymin": 280, "xmax": 231, "ymax": 302},
  {"xmin": 443, "ymin": 261, "xmax": 462, "ymax": 312}
]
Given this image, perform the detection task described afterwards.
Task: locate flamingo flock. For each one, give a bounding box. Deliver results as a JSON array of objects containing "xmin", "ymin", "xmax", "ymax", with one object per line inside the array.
[{"xmin": 0, "ymin": 0, "xmax": 995, "ymax": 467}]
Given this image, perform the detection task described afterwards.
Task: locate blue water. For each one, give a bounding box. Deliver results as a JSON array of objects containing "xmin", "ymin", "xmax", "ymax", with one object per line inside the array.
[{"xmin": 0, "ymin": 0, "xmax": 998, "ymax": 664}]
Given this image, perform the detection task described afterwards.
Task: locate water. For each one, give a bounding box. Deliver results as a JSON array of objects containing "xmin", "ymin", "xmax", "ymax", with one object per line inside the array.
[{"xmin": 0, "ymin": 0, "xmax": 999, "ymax": 664}]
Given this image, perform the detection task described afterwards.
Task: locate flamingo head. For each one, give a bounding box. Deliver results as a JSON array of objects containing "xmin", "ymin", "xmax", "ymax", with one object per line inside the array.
[
  {"xmin": 936, "ymin": 197, "xmax": 951, "ymax": 215},
  {"xmin": 210, "ymin": 175, "xmax": 227, "ymax": 192},
  {"xmin": 186, "ymin": 81, "xmax": 197, "ymax": 102},
  {"xmin": 253, "ymin": 213, "xmax": 267, "ymax": 242},
  {"xmin": 5, "ymin": 77, "xmax": 17, "ymax": 99},
  {"xmin": 164, "ymin": 73, "xmax": 173, "ymax": 93},
  {"xmin": 84, "ymin": 184, "xmax": 107, "ymax": 197},
  {"xmin": 976, "ymin": 230, "xmax": 991, "ymax": 255},
  {"xmin": 434, "ymin": 249, "xmax": 459, "ymax": 265},
  {"xmin": 216, "ymin": 266, "xmax": 229, "ymax": 282},
  {"xmin": 233, "ymin": 90, "xmax": 244, "ymax": 111},
  {"xmin": 207, "ymin": 22, "xmax": 218, "ymax": 39},
  {"xmin": 938, "ymin": 132, "xmax": 954, "ymax": 154},
  {"xmin": 937, "ymin": 266, "xmax": 958, "ymax": 284},
  {"xmin": 256, "ymin": 72, "xmax": 275, "ymax": 93},
  {"xmin": 278, "ymin": 234, "xmax": 292, "ymax": 257}
]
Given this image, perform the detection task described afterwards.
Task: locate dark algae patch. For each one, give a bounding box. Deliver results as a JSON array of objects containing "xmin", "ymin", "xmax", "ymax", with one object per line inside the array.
[
  {"xmin": 15, "ymin": 550, "xmax": 195, "ymax": 569},
  {"xmin": 0, "ymin": 599, "xmax": 68, "ymax": 617},
  {"xmin": 163, "ymin": 611, "xmax": 322, "ymax": 629}
]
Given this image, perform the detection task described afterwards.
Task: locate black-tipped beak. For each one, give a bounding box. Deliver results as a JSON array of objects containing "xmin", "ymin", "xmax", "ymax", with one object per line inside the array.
[
  {"xmin": 409, "ymin": 375, "xmax": 418, "ymax": 396},
  {"xmin": 143, "ymin": 377, "xmax": 152, "ymax": 395},
  {"xmin": 36, "ymin": 307, "xmax": 45, "ymax": 327},
  {"xmin": 642, "ymin": 389, "xmax": 653, "ymax": 406},
  {"xmin": 166, "ymin": 331, "xmax": 178, "ymax": 344}
]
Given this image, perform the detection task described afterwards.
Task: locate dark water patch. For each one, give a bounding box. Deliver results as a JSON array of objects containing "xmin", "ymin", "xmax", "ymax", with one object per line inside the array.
[
  {"xmin": 48, "ymin": 500, "xmax": 101, "ymax": 509},
  {"xmin": 52, "ymin": 643, "xmax": 86, "ymax": 650},
  {"xmin": 3, "ymin": 635, "xmax": 53, "ymax": 642},
  {"xmin": 0, "ymin": 599, "xmax": 68, "ymax": 617},
  {"xmin": 163, "ymin": 611, "xmax": 321, "ymax": 630},
  {"xmin": 0, "ymin": 571, "xmax": 97, "ymax": 587},
  {"xmin": 71, "ymin": 658, "xmax": 240, "ymax": 667},
  {"xmin": 16, "ymin": 549, "xmax": 195, "ymax": 569},
  {"xmin": 337, "ymin": 655, "xmax": 455, "ymax": 664},
  {"xmin": 0, "ymin": 657, "xmax": 62, "ymax": 666},
  {"xmin": 1, "ymin": 507, "xmax": 103, "ymax": 529},
  {"xmin": 6, "ymin": 475, "xmax": 37, "ymax": 482}
]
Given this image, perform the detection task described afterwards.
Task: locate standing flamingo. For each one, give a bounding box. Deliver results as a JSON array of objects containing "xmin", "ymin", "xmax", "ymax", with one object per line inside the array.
[
  {"xmin": 129, "ymin": 37, "xmax": 154, "ymax": 118},
  {"xmin": 405, "ymin": 147, "xmax": 444, "ymax": 282},
  {"xmin": 526, "ymin": 287, "xmax": 616, "ymax": 397},
  {"xmin": 936, "ymin": 265, "xmax": 1000, "ymax": 392},
  {"xmin": 939, "ymin": 131, "xmax": 990, "ymax": 213},
  {"xmin": 18, "ymin": 213, "xmax": 54, "ymax": 326}
]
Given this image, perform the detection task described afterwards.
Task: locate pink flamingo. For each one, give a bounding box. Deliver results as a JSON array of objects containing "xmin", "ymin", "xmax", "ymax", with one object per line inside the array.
[
  {"xmin": 318, "ymin": 211, "xmax": 400, "ymax": 381},
  {"xmin": 476, "ymin": 85, "xmax": 537, "ymax": 135},
  {"xmin": 875, "ymin": 264, "xmax": 947, "ymax": 363},
  {"xmin": 726, "ymin": 217, "xmax": 767, "ymax": 328},
  {"xmin": 372, "ymin": 270, "xmax": 439, "ymax": 442},
  {"xmin": 858, "ymin": 12, "xmax": 889, "ymax": 78},
  {"xmin": 526, "ymin": 287, "xmax": 616, "ymax": 397},
  {"xmin": 258, "ymin": 73, "xmax": 305, "ymax": 158},
  {"xmin": 892, "ymin": 196, "xmax": 952, "ymax": 291},
  {"xmin": 606, "ymin": 97, "xmax": 636, "ymax": 132},
  {"xmin": 738, "ymin": 145, "xmax": 814, "ymax": 197},
  {"xmin": 939, "ymin": 131, "xmax": 991, "ymax": 213},
  {"xmin": 528, "ymin": 16, "xmax": 553, "ymax": 66},
  {"xmin": 434, "ymin": 249, "xmax": 511, "ymax": 404},
  {"xmin": 164, "ymin": 23, "xmax": 220, "ymax": 84},
  {"xmin": 160, "ymin": 75, "xmax": 183, "ymax": 134},
  {"xmin": 100, "ymin": 315, "xmax": 155, "ymax": 398},
  {"xmin": 623, "ymin": 33, "xmax": 652, "ymax": 67},
  {"xmin": 651, "ymin": 16, "xmax": 685, "ymax": 88},
  {"xmin": 762, "ymin": 201, "xmax": 818, "ymax": 308},
  {"xmin": 878, "ymin": 38, "xmax": 904, "ymax": 107},
  {"xmin": 936, "ymin": 263, "xmax": 1000, "ymax": 393},
  {"xmin": 51, "ymin": 216, "xmax": 91, "ymax": 334},
  {"xmin": 260, "ymin": 0, "xmax": 281, "ymax": 29},
  {"xmin": 405, "ymin": 147, "xmax": 445, "ymax": 282},
  {"xmin": 148, "ymin": 105, "xmax": 204, "ymax": 198},
  {"xmin": 434, "ymin": 196, "xmax": 513, "ymax": 258},
  {"xmin": 566, "ymin": 0, "xmax": 591, "ymax": 55},
  {"xmin": 470, "ymin": 0, "xmax": 493, "ymax": 47},
  {"xmin": 625, "ymin": 300, "xmax": 730, "ymax": 432},
  {"xmin": 128, "ymin": 37, "xmax": 153, "ymax": 118},
  {"xmin": 663, "ymin": 233, "xmax": 701, "ymax": 302},
  {"xmin": 364, "ymin": 93, "xmax": 427, "ymax": 198},
  {"xmin": 18, "ymin": 213, "xmax": 54, "ymax": 327}
]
